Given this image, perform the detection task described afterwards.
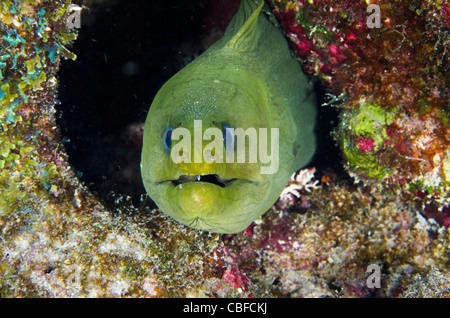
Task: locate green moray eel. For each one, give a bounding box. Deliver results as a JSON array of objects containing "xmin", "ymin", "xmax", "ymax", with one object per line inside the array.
[{"xmin": 141, "ymin": 0, "xmax": 316, "ymax": 233}]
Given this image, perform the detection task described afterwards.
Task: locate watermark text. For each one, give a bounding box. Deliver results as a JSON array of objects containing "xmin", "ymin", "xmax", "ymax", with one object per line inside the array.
[{"xmin": 170, "ymin": 120, "xmax": 279, "ymax": 175}]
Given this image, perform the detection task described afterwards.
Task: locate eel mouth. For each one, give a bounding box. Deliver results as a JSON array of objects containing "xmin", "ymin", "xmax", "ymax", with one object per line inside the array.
[{"xmin": 171, "ymin": 174, "xmax": 238, "ymax": 188}]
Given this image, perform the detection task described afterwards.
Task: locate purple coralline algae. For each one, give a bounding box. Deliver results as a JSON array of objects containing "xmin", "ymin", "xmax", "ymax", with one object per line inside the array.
[{"xmin": 266, "ymin": 0, "xmax": 450, "ymax": 218}]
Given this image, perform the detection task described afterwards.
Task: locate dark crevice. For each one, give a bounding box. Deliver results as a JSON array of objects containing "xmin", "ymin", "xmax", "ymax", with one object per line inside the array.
[
  {"xmin": 57, "ymin": 0, "xmax": 217, "ymax": 207},
  {"xmin": 309, "ymin": 81, "xmax": 347, "ymax": 183},
  {"xmin": 56, "ymin": 0, "xmax": 344, "ymax": 209}
]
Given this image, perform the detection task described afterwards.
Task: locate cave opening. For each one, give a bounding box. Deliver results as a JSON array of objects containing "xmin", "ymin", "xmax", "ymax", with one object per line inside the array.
[{"xmin": 56, "ymin": 0, "xmax": 343, "ymax": 210}]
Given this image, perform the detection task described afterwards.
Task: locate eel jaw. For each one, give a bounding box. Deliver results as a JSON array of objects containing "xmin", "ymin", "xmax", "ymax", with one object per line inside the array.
[{"xmin": 171, "ymin": 174, "xmax": 238, "ymax": 188}]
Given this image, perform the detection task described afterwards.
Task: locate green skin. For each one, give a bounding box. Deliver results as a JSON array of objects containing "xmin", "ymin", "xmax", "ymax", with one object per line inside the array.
[{"xmin": 141, "ymin": 0, "xmax": 316, "ymax": 233}]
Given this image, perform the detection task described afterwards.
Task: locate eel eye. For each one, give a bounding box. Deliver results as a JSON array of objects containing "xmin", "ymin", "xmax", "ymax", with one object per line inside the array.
[
  {"xmin": 162, "ymin": 127, "xmax": 173, "ymax": 153},
  {"xmin": 222, "ymin": 124, "xmax": 235, "ymax": 151}
]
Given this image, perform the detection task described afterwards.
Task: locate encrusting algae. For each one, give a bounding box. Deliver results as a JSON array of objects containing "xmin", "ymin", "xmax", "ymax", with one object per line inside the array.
[
  {"xmin": 0, "ymin": 0, "xmax": 450, "ymax": 298},
  {"xmin": 266, "ymin": 0, "xmax": 450, "ymax": 211}
]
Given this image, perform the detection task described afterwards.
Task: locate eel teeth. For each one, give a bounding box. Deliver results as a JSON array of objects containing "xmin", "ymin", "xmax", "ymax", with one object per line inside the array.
[{"xmin": 172, "ymin": 174, "xmax": 238, "ymax": 188}]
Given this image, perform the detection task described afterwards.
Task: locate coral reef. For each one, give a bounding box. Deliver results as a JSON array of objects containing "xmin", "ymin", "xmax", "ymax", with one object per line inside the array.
[
  {"xmin": 266, "ymin": 0, "xmax": 450, "ymax": 212},
  {"xmin": 402, "ymin": 267, "xmax": 450, "ymax": 297},
  {"xmin": 1, "ymin": 0, "xmax": 450, "ymax": 298},
  {"xmin": 0, "ymin": 0, "xmax": 258, "ymax": 298},
  {"xmin": 0, "ymin": 0, "xmax": 78, "ymax": 217}
]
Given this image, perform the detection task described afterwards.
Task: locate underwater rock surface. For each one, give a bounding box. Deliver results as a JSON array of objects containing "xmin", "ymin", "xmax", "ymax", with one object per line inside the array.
[
  {"xmin": 266, "ymin": 0, "xmax": 450, "ymax": 215},
  {"xmin": 0, "ymin": 0, "xmax": 449, "ymax": 297}
]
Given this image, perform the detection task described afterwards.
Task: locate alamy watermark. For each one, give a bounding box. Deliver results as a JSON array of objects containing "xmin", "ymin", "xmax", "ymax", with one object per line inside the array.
[
  {"xmin": 65, "ymin": 3, "xmax": 381, "ymax": 30},
  {"xmin": 367, "ymin": 4, "xmax": 381, "ymax": 28},
  {"xmin": 66, "ymin": 264, "xmax": 82, "ymax": 290},
  {"xmin": 366, "ymin": 264, "xmax": 381, "ymax": 288},
  {"xmin": 66, "ymin": 4, "xmax": 82, "ymax": 29},
  {"xmin": 169, "ymin": 120, "xmax": 279, "ymax": 175}
]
